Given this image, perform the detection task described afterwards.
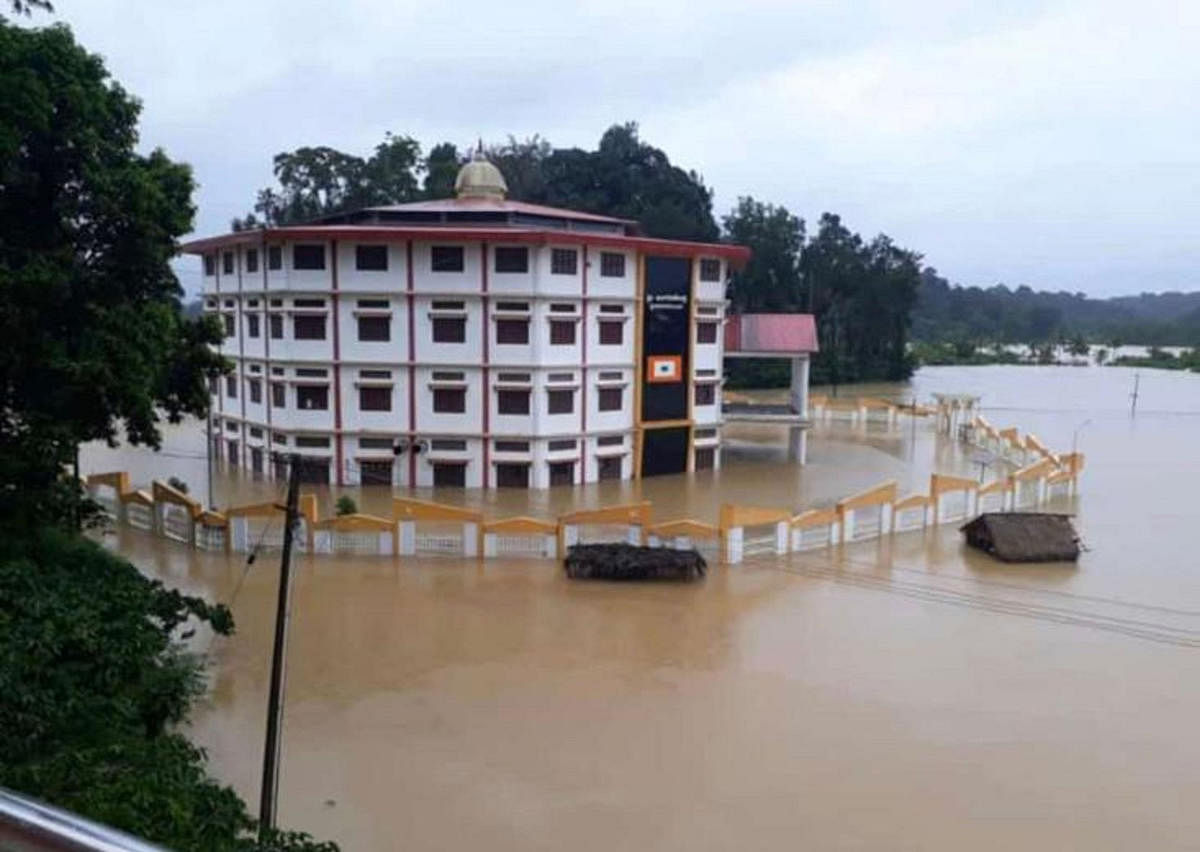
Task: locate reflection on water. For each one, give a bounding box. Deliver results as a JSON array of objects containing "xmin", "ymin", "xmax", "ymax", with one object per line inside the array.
[{"xmin": 84, "ymin": 366, "xmax": 1200, "ymax": 851}]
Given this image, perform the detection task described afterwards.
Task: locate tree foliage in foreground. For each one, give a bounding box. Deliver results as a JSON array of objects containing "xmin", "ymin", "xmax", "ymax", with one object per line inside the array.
[
  {"xmin": 0, "ymin": 19, "xmax": 331, "ymax": 850},
  {"xmin": 0, "ymin": 18, "xmax": 227, "ymax": 526},
  {"xmin": 0, "ymin": 529, "xmax": 335, "ymax": 851}
]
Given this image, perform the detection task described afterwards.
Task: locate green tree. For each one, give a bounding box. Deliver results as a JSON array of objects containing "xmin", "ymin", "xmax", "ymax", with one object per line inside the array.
[
  {"xmin": 0, "ymin": 529, "xmax": 334, "ymax": 851},
  {"xmin": 423, "ymin": 141, "xmax": 462, "ymax": 198},
  {"xmin": 240, "ymin": 133, "xmax": 423, "ymax": 226},
  {"xmin": 722, "ymin": 197, "xmax": 805, "ymax": 312},
  {"xmin": 0, "ymin": 18, "xmax": 227, "ymax": 527},
  {"xmin": 0, "ymin": 20, "xmax": 332, "ymax": 850},
  {"xmin": 335, "ymin": 494, "xmax": 358, "ymax": 516}
]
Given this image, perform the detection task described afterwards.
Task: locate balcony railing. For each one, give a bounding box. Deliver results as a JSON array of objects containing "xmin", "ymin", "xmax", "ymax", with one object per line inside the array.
[{"xmin": 0, "ymin": 788, "xmax": 166, "ymax": 852}]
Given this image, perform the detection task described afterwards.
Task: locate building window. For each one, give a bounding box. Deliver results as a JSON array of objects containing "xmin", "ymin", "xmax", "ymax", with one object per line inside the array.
[
  {"xmin": 548, "ymin": 461, "xmax": 574, "ymax": 487},
  {"xmin": 203, "ymin": 254, "xmax": 215, "ymax": 276},
  {"xmin": 359, "ymin": 437, "xmax": 396, "ymax": 451},
  {"xmin": 223, "ymin": 314, "xmax": 235, "ymax": 338},
  {"xmin": 296, "ymin": 459, "xmax": 330, "ymax": 485},
  {"xmin": 598, "ymin": 321, "xmax": 623, "ymax": 345},
  {"xmin": 247, "ymin": 314, "xmax": 260, "ymax": 338},
  {"xmin": 549, "ymin": 320, "xmax": 575, "ymax": 345},
  {"xmin": 597, "ymin": 434, "xmax": 624, "ymax": 446},
  {"xmin": 269, "ymin": 314, "xmax": 284, "ymax": 339},
  {"xmin": 598, "ymin": 387, "xmax": 623, "ymax": 412},
  {"xmin": 547, "ymin": 389, "xmax": 574, "ymax": 415},
  {"xmin": 549, "ymin": 439, "xmax": 577, "ymax": 451},
  {"xmin": 697, "ymin": 321, "xmax": 718, "ymax": 344},
  {"xmin": 268, "ymin": 246, "xmax": 282, "ymax": 270},
  {"xmin": 222, "ymin": 252, "xmax": 234, "ymax": 275},
  {"xmin": 359, "ymin": 386, "xmax": 391, "ymax": 411},
  {"xmin": 494, "ymin": 246, "xmax": 528, "ymax": 273},
  {"xmin": 356, "ymin": 245, "xmax": 388, "ymax": 271},
  {"xmin": 550, "ymin": 248, "xmax": 577, "ymax": 275},
  {"xmin": 430, "ymin": 438, "xmax": 468, "ymax": 451},
  {"xmin": 431, "ymin": 245, "xmax": 464, "ymax": 272},
  {"xmin": 360, "ymin": 460, "xmax": 393, "ymax": 485},
  {"xmin": 293, "ymin": 244, "xmax": 326, "ymax": 270},
  {"xmin": 246, "ymin": 248, "xmax": 259, "ymax": 273},
  {"xmin": 248, "ymin": 379, "xmax": 262, "ymax": 404},
  {"xmin": 699, "ymin": 258, "xmax": 722, "ymax": 281},
  {"xmin": 600, "ymin": 252, "xmax": 625, "ymax": 277},
  {"xmin": 695, "ymin": 383, "xmax": 716, "ymax": 406},
  {"xmin": 357, "ymin": 315, "xmax": 390, "ymax": 342},
  {"xmin": 296, "ymin": 385, "xmax": 329, "ymax": 410},
  {"xmin": 432, "ymin": 316, "xmax": 466, "ymax": 343},
  {"xmin": 293, "ymin": 315, "xmax": 326, "ymax": 340},
  {"xmin": 250, "ymin": 447, "xmax": 263, "ymax": 474},
  {"xmin": 294, "ymin": 435, "xmax": 330, "ymax": 449},
  {"xmin": 495, "ymin": 463, "xmax": 529, "ymax": 489},
  {"xmin": 433, "ymin": 462, "xmax": 466, "ymax": 487},
  {"xmin": 598, "ymin": 456, "xmax": 622, "ymax": 480},
  {"xmin": 494, "ymin": 440, "xmax": 529, "ymax": 452},
  {"xmin": 497, "ymin": 389, "xmax": 530, "ymax": 415},
  {"xmin": 432, "ymin": 387, "xmax": 466, "ymax": 413},
  {"xmin": 271, "ymin": 382, "xmax": 286, "ymax": 408},
  {"xmin": 227, "ymin": 439, "xmax": 239, "ymax": 466},
  {"xmin": 695, "ymin": 447, "xmax": 716, "ymax": 470},
  {"xmin": 496, "ymin": 319, "xmax": 529, "ymax": 345}
]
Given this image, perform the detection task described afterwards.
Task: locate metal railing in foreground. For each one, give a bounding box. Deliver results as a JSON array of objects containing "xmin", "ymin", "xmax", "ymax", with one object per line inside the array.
[{"xmin": 0, "ymin": 787, "xmax": 166, "ymax": 852}]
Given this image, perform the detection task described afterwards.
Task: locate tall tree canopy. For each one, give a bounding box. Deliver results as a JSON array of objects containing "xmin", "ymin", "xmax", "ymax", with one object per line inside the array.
[
  {"xmin": 242, "ymin": 124, "xmax": 719, "ymax": 241},
  {"xmin": 236, "ymin": 133, "xmax": 423, "ymax": 228},
  {"xmin": 0, "ymin": 18, "xmax": 226, "ymax": 525},
  {"xmin": 0, "ymin": 19, "xmax": 333, "ymax": 850},
  {"xmin": 723, "ymin": 197, "xmax": 805, "ymax": 312}
]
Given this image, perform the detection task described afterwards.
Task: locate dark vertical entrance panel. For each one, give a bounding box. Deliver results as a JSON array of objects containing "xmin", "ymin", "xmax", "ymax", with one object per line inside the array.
[
  {"xmin": 641, "ymin": 427, "xmax": 690, "ymax": 478},
  {"xmin": 640, "ymin": 256, "xmax": 691, "ymax": 422},
  {"xmin": 640, "ymin": 256, "xmax": 691, "ymax": 478}
]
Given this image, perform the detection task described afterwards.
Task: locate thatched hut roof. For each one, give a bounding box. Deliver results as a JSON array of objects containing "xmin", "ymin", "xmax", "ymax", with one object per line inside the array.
[
  {"xmin": 564, "ymin": 543, "xmax": 706, "ymax": 582},
  {"xmin": 960, "ymin": 513, "xmax": 1080, "ymax": 563}
]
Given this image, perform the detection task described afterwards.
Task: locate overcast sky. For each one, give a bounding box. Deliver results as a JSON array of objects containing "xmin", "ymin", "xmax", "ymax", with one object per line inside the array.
[{"xmin": 40, "ymin": 0, "xmax": 1200, "ymax": 298}]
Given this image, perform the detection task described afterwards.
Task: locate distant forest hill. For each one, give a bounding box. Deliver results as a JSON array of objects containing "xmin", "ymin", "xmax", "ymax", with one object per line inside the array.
[{"xmin": 914, "ymin": 270, "xmax": 1200, "ymax": 346}]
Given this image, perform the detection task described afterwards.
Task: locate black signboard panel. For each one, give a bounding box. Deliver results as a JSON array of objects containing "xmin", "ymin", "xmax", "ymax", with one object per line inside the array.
[
  {"xmin": 640, "ymin": 256, "xmax": 691, "ymax": 423},
  {"xmin": 641, "ymin": 426, "xmax": 690, "ymax": 478}
]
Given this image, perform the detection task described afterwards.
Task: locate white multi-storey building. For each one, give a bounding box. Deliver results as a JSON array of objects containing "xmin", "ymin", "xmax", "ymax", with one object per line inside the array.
[{"xmin": 185, "ymin": 153, "xmax": 752, "ymax": 488}]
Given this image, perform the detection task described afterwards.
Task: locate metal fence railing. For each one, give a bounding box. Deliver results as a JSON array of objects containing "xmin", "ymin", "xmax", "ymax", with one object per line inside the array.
[{"xmin": 0, "ymin": 788, "xmax": 166, "ymax": 852}]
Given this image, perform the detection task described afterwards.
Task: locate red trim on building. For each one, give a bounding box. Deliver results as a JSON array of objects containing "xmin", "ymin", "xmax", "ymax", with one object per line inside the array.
[
  {"xmin": 330, "ymin": 239, "xmax": 344, "ymax": 486},
  {"xmin": 579, "ymin": 245, "xmax": 588, "ymax": 484},
  {"xmin": 181, "ymin": 226, "xmax": 751, "ymax": 267},
  {"xmin": 480, "ymin": 241, "xmax": 489, "ymax": 489},
  {"xmin": 406, "ymin": 240, "xmax": 416, "ymax": 487},
  {"xmin": 261, "ymin": 236, "xmax": 272, "ymax": 442},
  {"xmin": 236, "ymin": 247, "xmax": 246, "ymax": 469}
]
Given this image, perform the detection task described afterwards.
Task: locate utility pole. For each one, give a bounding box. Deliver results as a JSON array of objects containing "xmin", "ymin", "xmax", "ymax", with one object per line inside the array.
[
  {"xmin": 259, "ymin": 453, "xmax": 302, "ymax": 840},
  {"xmin": 1130, "ymin": 372, "xmax": 1140, "ymax": 416},
  {"xmin": 205, "ymin": 411, "xmax": 215, "ymax": 509}
]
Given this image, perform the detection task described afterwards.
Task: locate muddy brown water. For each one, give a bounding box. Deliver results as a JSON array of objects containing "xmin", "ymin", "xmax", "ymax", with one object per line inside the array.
[{"xmin": 85, "ymin": 366, "xmax": 1200, "ymax": 851}]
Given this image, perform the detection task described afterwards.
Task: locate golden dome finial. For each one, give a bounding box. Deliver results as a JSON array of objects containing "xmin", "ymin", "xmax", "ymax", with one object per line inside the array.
[{"xmin": 455, "ymin": 143, "xmax": 507, "ymax": 200}]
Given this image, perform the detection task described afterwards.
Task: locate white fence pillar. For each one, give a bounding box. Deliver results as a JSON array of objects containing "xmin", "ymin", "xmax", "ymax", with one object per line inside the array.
[
  {"xmin": 725, "ymin": 527, "xmax": 744, "ymax": 564},
  {"xmin": 397, "ymin": 521, "xmax": 416, "ymax": 556}
]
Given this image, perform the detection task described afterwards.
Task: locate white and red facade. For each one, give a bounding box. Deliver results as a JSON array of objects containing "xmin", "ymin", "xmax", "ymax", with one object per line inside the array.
[{"xmin": 185, "ymin": 175, "xmax": 750, "ymax": 488}]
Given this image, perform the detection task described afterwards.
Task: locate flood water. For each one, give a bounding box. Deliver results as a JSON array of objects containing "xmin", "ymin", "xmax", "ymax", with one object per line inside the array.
[{"xmin": 85, "ymin": 365, "xmax": 1200, "ymax": 851}]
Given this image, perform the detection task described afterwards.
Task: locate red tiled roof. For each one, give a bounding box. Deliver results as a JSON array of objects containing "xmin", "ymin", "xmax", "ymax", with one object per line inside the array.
[
  {"xmin": 361, "ymin": 198, "xmax": 637, "ymax": 225},
  {"xmin": 179, "ymin": 225, "xmax": 751, "ymax": 265},
  {"xmin": 724, "ymin": 313, "xmax": 818, "ymax": 354}
]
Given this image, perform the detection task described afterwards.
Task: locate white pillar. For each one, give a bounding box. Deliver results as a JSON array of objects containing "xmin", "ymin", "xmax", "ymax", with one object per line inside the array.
[
  {"xmin": 774, "ymin": 521, "xmax": 789, "ymax": 555},
  {"xmin": 842, "ymin": 509, "xmax": 856, "ymax": 542},
  {"xmin": 880, "ymin": 503, "xmax": 894, "ymax": 535},
  {"xmin": 398, "ymin": 520, "xmax": 416, "ymax": 555},
  {"xmin": 725, "ymin": 527, "xmax": 744, "ymax": 564},
  {"xmin": 789, "ymin": 355, "xmax": 810, "ymax": 418},
  {"xmin": 787, "ymin": 426, "xmax": 807, "ymax": 463},
  {"xmin": 626, "ymin": 525, "xmax": 642, "ymax": 545},
  {"xmin": 231, "ymin": 518, "xmax": 248, "ymax": 552},
  {"xmin": 483, "ymin": 532, "xmax": 498, "ymax": 557},
  {"xmin": 313, "ymin": 530, "xmax": 332, "ymax": 554},
  {"xmin": 462, "ymin": 522, "xmax": 478, "ymax": 557}
]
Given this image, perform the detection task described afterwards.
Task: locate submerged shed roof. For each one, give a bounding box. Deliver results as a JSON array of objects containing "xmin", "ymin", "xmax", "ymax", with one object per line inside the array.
[{"xmin": 960, "ymin": 513, "xmax": 1081, "ymax": 563}]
